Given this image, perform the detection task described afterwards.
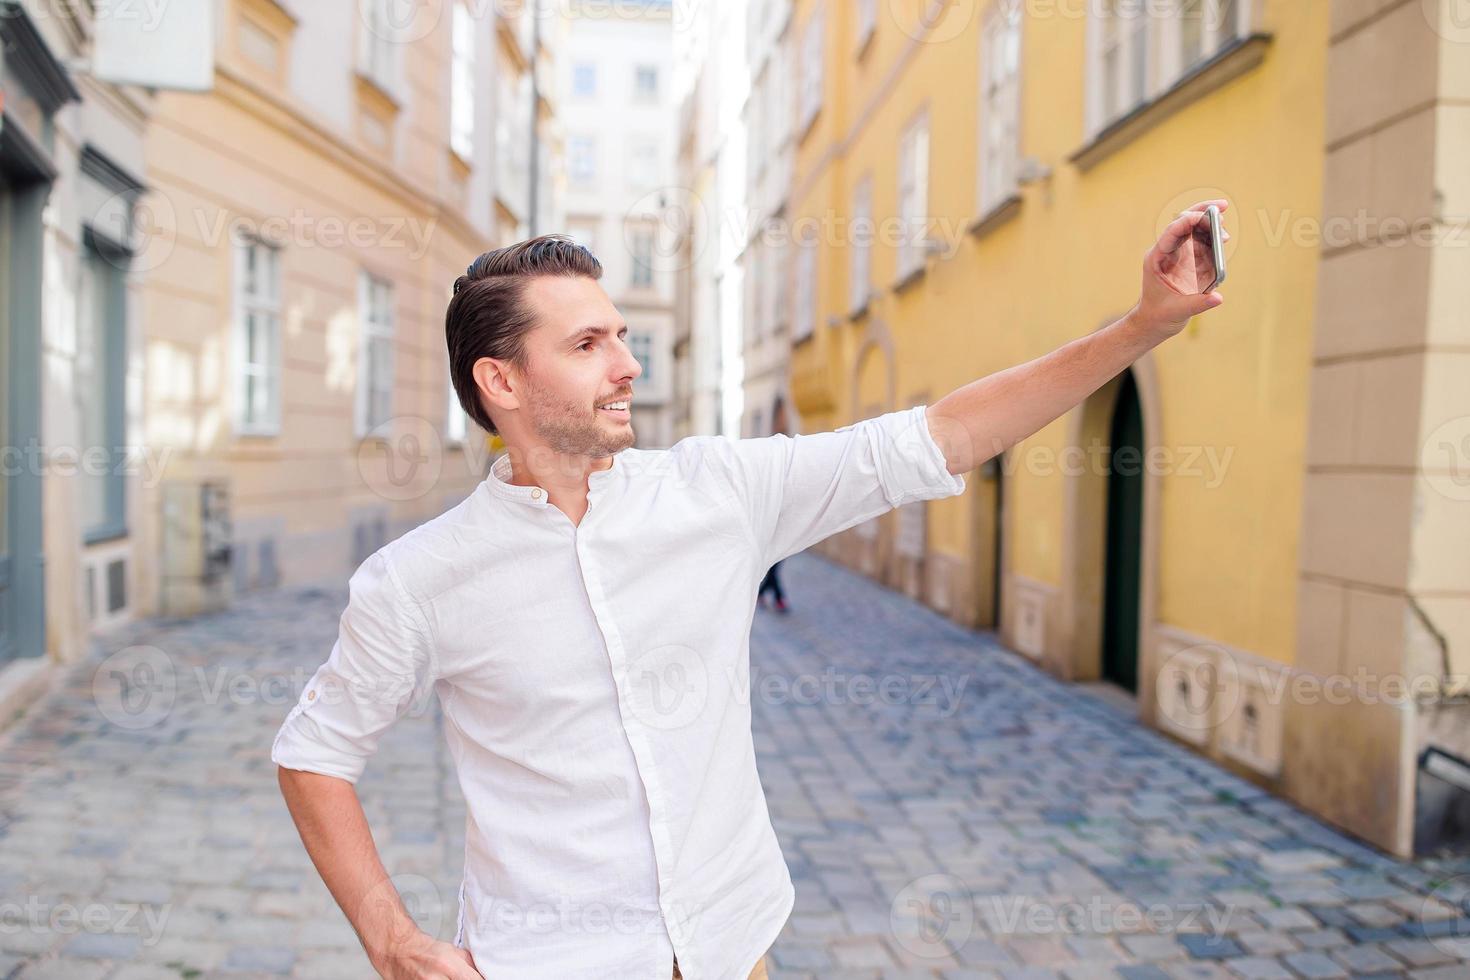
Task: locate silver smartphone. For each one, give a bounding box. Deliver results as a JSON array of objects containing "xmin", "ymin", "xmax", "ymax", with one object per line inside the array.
[{"xmin": 1196, "ymin": 204, "xmax": 1227, "ymax": 293}]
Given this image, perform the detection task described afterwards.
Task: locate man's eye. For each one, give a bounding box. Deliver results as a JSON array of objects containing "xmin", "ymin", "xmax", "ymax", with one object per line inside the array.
[{"xmin": 579, "ymin": 342, "xmax": 594, "ymax": 351}]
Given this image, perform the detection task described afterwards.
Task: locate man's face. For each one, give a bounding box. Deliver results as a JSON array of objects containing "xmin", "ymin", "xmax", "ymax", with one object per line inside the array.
[{"xmin": 513, "ymin": 275, "xmax": 642, "ymax": 458}]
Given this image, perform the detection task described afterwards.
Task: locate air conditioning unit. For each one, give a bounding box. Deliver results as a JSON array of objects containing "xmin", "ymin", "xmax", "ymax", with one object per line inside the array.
[{"xmin": 160, "ymin": 481, "xmax": 233, "ymax": 617}]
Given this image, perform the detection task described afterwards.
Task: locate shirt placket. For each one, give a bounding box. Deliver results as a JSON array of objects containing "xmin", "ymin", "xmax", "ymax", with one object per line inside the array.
[{"xmin": 548, "ymin": 485, "xmax": 684, "ymax": 966}]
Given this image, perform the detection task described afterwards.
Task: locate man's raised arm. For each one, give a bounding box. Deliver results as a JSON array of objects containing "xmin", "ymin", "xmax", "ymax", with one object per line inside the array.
[{"xmin": 926, "ymin": 200, "xmax": 1230, "ymax": 475}]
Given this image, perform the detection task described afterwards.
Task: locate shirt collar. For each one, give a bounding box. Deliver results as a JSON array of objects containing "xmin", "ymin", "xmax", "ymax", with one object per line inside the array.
[{"xmin": 486, "ymin": 450, "xmax": 622, "ymax": 508}]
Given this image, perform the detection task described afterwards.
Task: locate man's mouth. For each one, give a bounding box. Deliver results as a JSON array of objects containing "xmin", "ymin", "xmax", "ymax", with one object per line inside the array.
[{"xmin": 597, "ymin": 399, "xmax": 631, "ymax": 419}]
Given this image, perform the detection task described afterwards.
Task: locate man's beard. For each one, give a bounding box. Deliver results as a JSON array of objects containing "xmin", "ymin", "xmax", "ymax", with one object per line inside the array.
[{"xmin": 522, "ymin": 372, "xmax": 634, "ymax": 458}]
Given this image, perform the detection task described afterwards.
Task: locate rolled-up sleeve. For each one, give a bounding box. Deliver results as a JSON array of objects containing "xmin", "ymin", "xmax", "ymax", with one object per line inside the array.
[
  {"xmin": 271, "ymin": 549, "xmax": 435, "ymax": 784},
  {"xmin": 726, "ymin": 404, "xmax": 967, "ymax": 569}
]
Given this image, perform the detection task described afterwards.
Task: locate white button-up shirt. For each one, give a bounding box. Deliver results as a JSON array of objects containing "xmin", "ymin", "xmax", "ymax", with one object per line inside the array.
[{"xmin": 271, "ymin": 404, "xmax": 966, "ymax": 979}]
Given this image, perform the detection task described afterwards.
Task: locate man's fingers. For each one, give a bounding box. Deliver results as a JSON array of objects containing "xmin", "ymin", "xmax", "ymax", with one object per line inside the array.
[
  {"xmin": 1183, "ymin": 198, "xmax": 1229, "ymax": 213},
  {"xmin": 1157, "ymin": 210, "xmax": 1206, "ymax": 255}
]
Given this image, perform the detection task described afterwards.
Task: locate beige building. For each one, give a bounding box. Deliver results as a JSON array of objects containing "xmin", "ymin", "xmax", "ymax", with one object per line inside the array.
[{"xmin": 131, "ymin": 0, "xmax": 558, "ymax": 620}]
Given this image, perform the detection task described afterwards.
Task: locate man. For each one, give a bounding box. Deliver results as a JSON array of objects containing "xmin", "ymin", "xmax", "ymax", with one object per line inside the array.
[{"xmin": 273, "ymin": 202, "xmax": 1229, "ymax": 979}]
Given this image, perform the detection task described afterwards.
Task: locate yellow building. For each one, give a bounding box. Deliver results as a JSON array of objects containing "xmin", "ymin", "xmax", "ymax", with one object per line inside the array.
[
  {"xmin": 133, "ymin": 0, "xmax": 554, "ymax": 615},
  {"xmin": 778, "ymin": 0, "xmax": 1469, "ymax": 857}
]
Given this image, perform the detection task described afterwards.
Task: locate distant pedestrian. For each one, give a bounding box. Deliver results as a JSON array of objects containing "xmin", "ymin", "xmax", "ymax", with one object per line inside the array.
[{"xmin": 757, "ymin": 561, "xmax": 788, "ymax": 613}]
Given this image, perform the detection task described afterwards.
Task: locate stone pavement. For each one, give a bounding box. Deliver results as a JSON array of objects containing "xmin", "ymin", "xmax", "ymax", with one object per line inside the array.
[{"xmin": 0, "ymin": 551, "xmax": 1467, "ymax": 979}]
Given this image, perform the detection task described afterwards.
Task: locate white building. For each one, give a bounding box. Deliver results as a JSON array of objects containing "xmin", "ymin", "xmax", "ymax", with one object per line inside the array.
[
  {"xmin": 740, "ymin": 0, "xmax": 796, "ymax": 439},
  {"xmin": 559, "ymin": 0, "xmax": 677, "ymax": 448},
  {"xmin": 672, "ymin": 0, "xmax": 749, "ymax": 440}
]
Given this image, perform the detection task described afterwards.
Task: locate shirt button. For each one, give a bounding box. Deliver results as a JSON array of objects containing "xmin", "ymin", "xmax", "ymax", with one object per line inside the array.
[
  {"xmin": 531, "ymin": 489, "xmax": 543, "ymax": 500},
  {"xmin": 306, "ymin": 690, "xmax": 316, "ymax": 700}
]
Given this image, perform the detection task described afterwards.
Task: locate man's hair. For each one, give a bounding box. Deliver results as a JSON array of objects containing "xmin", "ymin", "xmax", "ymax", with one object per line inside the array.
[{"xmin": 445, "ymin": 234, "xmax": 603, "ymax": 435}]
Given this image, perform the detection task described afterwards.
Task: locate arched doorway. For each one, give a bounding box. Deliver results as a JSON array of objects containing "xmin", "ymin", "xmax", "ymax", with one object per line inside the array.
[
  {"xmin": 1101, "ymin": 370, "xmax": 1144, "ymax": 692},
  {"xmin": 970, "ymin": 454, "xmax": 1005, "ymax": 631}
]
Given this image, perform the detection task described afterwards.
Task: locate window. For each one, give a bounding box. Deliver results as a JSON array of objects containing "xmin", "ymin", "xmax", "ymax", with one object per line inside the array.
[
  {"xmin": 1177, "ymin": 0, "xmax": 1241, "ymax": 71},
  {"xmin": 792, "ymin": 238, "xmax": 816, "ymax": 342},
  {"xmin": 769, "ymin": 238, "xmax": 787, "ymax": 333},
  {"xmin": 799, "ymin": 6, "xmax": 824, "ymax": 134},
  {"xmin": 567, "ymin": 222, "xmax": 598, "ymax": 253},
  {"xmin": 450, "ymin": 1, "xmax": 475, "ymax": 161},
  {"xmin": 1088, "ymin": 0, "xmax": 1247, "ymax": 137},
  {"xmin": 850, "ymin": 176, "xmax": 872, "ymax": 313},
  {"xmin": 634, "ymin": 64, "xmax": 659, "ymax": 102},
  {"xmin": 572, "ymin": 61, "xmax": 596, "ymax": 98},
  {"xmin": 761, "ymin": 240, "xmax": 779, "ymax": 337},
  {"xmin": 359, "ymin": 0, "xmax": 398, "ymax": 92},
  {"xmin": 856, "ymin": 0, "xmax": 877, "ymax": 51},
  {"xmin": 898, "ymin": 113, "xmax": 931, "ymax": 279},
  {"xmin": 980, "ymin": 0, "xmax": 1022, "ymax": 214},
  {"xmin": 77, "ymin": 236, "xmax": 128, "ymax": 541},
  {"xmin": 628, "ymin": 332, "xmax": 653, "ymax": 386},
  {"xmin": 569, "ymin": 135, "xmax": 597, "ymax": 185},
  {"xmin": 1097, "ymin": 0, "xmax": 1149, "ymax": 128},
  {"xmin": 627, "ymin": 136, "xmax": 659, "ymax": 191},
  {"xmin": 233, "ymin": 234, "xmax": 281, "ymax": 435},
  {"xmin": 357, "ymin": 272, "xmax": 395, "ymax": 437},
  {"xmin": 446, "ymin": 369, "xmax": 466, "ymax": 444},
  {"xmin": 630, "ymin": 226, "xmax": 654, "ymax": 288}
]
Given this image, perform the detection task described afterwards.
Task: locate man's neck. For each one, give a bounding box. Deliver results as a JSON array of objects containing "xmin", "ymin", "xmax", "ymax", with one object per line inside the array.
[{"xmin": 503, "ymin": 445, "xmax": 616, "ymax": 524}]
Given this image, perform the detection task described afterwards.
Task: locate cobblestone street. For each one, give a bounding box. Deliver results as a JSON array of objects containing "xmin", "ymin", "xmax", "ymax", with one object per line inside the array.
[{"xmin": 1, "ymin": 552, "xmax": 1468, "ymax": 979}]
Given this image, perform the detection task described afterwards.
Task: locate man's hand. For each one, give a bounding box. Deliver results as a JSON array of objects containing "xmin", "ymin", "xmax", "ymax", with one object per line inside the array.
[
  {"xmin": 1130, "ymin": 198, "xmax": 1230, "ymax": 342},
  {"xmin": 371, "ymin": 928, "xmax": 484, "ymax": 979}
]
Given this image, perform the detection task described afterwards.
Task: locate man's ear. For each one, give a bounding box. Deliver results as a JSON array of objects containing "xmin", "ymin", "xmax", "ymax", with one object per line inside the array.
[{"xmin": 473, "ymin": 356, "xmax": 522, "ymax": 416}]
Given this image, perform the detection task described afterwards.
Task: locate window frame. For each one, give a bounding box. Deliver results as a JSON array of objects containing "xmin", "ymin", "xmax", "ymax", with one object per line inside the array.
[
  {"xmin": 571, "ymin": 61, "xmax": 597, "ymax": 99},
  {"xmin": 356, "ymin": 270, "xmax": 396, "ymax": 439},
  {"xmin": 897, "ymin": 110, "xmax": 931, "ymax": 280},
  {"xmin": 233, "ymin": 232, "xmax": 283, "ymax": 437},
  {"xmin": 979, "ymin": 0, "xmax": 1023, "ymax": 216},
  {"xmin": 792, "ymin": 236, "xmax": 817, "ymax": 343},
  {"xmin": 856, "ymin": 0, "xmax": 877, "ymax": 54},
  {"xmin": 798, "ymin": 4, "xmax": 825, "ymax": 136},
  {"xmin": 450, "ymin": 0, "xmax": 476, "ymax": 162},
  {"xmin": 849, "ymin": 174, "xmax": 873, "ymax": 315},
  {"xmin": 633, "ymin": 64, "xmax": 660, "ymax": 103},
  {"xmin": 568, "ymin": 133, "xmax": 598, "ymax": 185},
  {"xmin": 629, "ymin": 225, "xmax": 655, "ymax": 289},
  {"xmin": 1086, "ymin": 0, "xmax": 1251, "ymax": 138},
  {"xmin": 358, "ymin": 0, "xmax": 400, "ymax": 94},
  {"xmin": 627, "ymin": 331, "xmax": 653, "ymax": 386}
]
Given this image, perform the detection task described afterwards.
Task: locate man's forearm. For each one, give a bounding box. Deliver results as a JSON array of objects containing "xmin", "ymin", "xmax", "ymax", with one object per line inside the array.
[
  {"xmin": 277, "ymin": 767, "xmax": 421, "ymax": 971},
  {"xmin": 925, "ymin": 308, "xmax": 1157, "ymax": 475}
]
